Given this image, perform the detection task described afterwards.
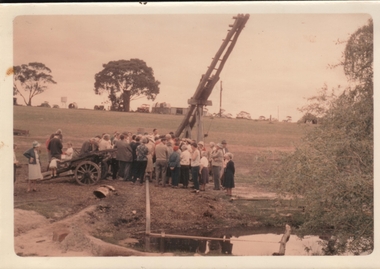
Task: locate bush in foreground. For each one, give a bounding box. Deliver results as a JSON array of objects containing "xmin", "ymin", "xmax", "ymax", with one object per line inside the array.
[{"xmin": 269, "ymin": 19, "xmax": 373, "ymax": 254}]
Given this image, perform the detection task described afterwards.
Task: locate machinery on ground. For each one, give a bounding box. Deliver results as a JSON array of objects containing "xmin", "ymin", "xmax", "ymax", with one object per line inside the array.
[
  {"xmin": 42, "ymin": 149, "xmax": 116, "ymax": 185},
  {"xmin": 137, "ymin": 104, "xmax": 150, "ymax": 113}
]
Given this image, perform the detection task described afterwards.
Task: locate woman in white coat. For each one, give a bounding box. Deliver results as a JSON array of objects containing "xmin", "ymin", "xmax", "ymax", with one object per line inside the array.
[{"xmin": 23, "ymin": 141, "xmax": 43, "ymax": 192}]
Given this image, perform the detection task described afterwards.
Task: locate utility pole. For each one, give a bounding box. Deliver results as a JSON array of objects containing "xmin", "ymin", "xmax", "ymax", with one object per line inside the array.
[{"xmin": 219, "ymin": 80, "xmax": 223, "ymax": 117}]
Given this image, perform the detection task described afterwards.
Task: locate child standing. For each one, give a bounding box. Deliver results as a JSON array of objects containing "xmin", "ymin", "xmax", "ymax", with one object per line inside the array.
[{"xmin": 49, "ymin": 157, "xmax": 58, "ymax": 178}]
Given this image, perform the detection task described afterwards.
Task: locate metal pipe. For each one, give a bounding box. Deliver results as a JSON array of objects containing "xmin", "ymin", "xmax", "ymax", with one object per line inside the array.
[
  {"xmin": 219, "ymin": 81, "xmax": 223, "ymax": 117},
  {"xmin": 197, "ymin": 105, "xmax": 204, "ymax": 142},
  {"xmin": 148, "ymin": 232, "xmax": 279, "ymax": 244}
]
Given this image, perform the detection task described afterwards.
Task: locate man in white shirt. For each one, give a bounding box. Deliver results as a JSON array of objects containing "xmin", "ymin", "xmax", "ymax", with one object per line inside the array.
[{"xmin": 98, "ymin": 134, "xmax": 113, "ymax": 179}]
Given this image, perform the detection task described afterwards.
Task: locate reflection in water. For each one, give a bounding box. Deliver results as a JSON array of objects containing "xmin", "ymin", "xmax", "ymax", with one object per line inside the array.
[
  {"xmin": 149, "ymin": 237, "xmax": 234, "ymax": 255},
  {"xmin": 207, "ymin": 238, "xmax": 233, "ymax": 255},
  {"xmin": 231, "ymin": 234, "xmax": 323, "ymax": 256},
  {"xmin": 148, "ymin": 233, "xmax": 324, "ymax": 256}
]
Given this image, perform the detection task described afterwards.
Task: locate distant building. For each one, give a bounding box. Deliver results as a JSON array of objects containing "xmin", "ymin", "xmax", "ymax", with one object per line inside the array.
[{"xmin": 152, "ymin": 102, "xmax": 190, "ymax": 115}]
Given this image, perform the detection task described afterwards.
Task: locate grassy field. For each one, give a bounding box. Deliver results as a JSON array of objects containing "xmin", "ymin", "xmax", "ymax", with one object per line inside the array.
[{"xmin": 13, "ymin": 105, "xmax": 309, "ymax": 181}]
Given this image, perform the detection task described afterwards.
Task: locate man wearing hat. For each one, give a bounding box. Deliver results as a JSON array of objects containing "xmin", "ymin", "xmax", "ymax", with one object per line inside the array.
[
  {"xmin": 221, "ymin": 140, "xmax": 229, "ymax": 155},
  {"xmin": 210, "ymin": 143, "xmax": 224, "ymax": 190},
  {"xmin": 79, "ymin": 137, "xmax": 95, "ymax": 157}
]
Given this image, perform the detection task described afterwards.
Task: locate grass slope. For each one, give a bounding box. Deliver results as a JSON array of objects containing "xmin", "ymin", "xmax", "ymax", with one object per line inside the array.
[
  {"xmin": 13, "ymin": 106, "xmax": 308, "ymax": 181},
  {"xmin": 14, "ymin": 106, "xmax": 307, "ymax": 146}
]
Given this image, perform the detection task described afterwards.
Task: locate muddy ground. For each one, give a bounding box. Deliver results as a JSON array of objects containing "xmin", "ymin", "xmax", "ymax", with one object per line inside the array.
[{"xmin": 14, "ymin": 163, "xmax": 280, "ymax": 257}]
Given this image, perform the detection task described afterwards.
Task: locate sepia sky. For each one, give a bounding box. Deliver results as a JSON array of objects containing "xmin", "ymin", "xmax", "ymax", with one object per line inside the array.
[{"xmin": 13, "ymin": 12, "xmax": 371, "ymax": 121}]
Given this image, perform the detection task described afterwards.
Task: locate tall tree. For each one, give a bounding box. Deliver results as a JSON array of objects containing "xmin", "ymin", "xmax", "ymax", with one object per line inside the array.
[
  {"xmin": 268, "ymin": 19, "xmax": 373, "ymax": 254},
  {"xmin": 13, "ymin": 62, "xmax": 57, "ymax": 106},
  {"xmin": 94, "ymin": 59, "xmax": 160, "ymax": 112}
]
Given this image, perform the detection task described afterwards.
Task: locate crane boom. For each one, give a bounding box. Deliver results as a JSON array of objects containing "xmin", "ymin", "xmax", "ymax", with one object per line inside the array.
[{"xmin": 174, "ymin": 14, "xmax": 250, "ymax": 140}]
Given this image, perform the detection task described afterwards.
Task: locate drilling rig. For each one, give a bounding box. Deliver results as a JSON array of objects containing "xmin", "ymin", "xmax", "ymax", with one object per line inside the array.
[{"xmin": 174, "ymin": 14, "xmax": 250, "ymax": 141}]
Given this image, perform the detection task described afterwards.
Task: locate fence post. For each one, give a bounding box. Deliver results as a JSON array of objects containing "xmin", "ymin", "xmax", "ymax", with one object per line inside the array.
[
  {"xmin": 145, "ymin": 179, "xmax": 151, "ymax": 251},
  {"xmin": 273, "ymin": 224, "xmax": 291, "ymax": 255}
]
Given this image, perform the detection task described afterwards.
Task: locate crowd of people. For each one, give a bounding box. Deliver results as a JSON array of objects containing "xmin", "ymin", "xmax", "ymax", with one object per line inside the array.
[{"xmin": 20, "ymin": 128, "xmax": 236, "ymax": 196}]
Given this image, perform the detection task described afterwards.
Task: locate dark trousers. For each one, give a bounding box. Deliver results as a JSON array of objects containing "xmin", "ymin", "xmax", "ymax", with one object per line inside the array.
[
  {"xmin": 135, "ymin": 161, "xmax": 148, "ymax": 183},
  {"xmin": 191, "ymin": 166, "xmax": 200, "ymax": 190},
  {"xmin": 212, "ymin": 166, "xmax": 222, "ymax": 190},
  {"xmin": 111, "ymin": 158, "xmax": 119, "ymax": 179},
  {"xmin": 171, "ymin": 167, "xmax": 180, "ymax": 186},
  {"xmin": 101, "ymin": 160, "xmax": 108, "ymax": 179},
  {"xmin": 180, "ymin": 165, "xmax": 190, "ymax": 187},
  {"xmin": 131, "ymin": 160, "xmax": 138, "ymax": 180},
  {"xmin": 118, "ymin": 161, "xmax": 132, "ymax": 181},
  {"xmin": 155, "ymin": 159, "xmax": 167, "ymax": 186}
]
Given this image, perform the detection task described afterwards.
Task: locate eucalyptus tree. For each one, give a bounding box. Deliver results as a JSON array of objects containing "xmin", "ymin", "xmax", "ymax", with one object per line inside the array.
[
  {"xmin": 13, "ymin": 62, "xmax": 57, "ymax": 106},
  {"xmin": 94, "ymin": 59, "xmax": 160, "ymax": 112}
]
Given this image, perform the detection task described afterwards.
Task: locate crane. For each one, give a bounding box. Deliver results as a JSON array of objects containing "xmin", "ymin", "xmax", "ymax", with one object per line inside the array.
[{"xmin": 174, "ymin": 14, "xmax": 250, "ymax": 141}]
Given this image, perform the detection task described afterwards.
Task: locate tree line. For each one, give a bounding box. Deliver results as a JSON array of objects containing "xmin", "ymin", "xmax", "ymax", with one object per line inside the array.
[{"xmin": 13, "ymin": 59, "xmax": 160, "ymax": 111}]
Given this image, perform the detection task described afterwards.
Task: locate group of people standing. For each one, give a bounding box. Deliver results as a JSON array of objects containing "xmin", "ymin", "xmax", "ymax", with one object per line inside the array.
[
  {"xmin": 94, "ymin": 129, "xmax": 235, "ymax": 196},
  {"xmin": 20, "ymin": 128, "xmax": 236, "ymax": 196}
]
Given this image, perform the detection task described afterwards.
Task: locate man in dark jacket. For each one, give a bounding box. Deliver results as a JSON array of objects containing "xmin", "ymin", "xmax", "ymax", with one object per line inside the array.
[
  {"xmin": 129, "ymin": 135, "xmax": 140, "ymax": 182},
  {"xmin": 79, "ymin": 138, "xmax": 94, "ymax": 157},
  {"xmin": 114, "ymin": 134, "xmax": 133, "ymax": 181},
  {"xmin": 48, "ymin": 133, "xmax": 63, "ymax": 160}
]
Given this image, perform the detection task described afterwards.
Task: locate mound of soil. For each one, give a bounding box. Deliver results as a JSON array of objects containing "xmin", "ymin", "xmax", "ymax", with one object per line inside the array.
[{"xmin": 14, "ymin": 209, "xmax": 51, "ymax": 237}]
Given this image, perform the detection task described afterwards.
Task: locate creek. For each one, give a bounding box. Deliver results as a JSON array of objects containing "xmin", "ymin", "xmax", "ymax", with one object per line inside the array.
[{"xmin": 142, "ymin": 227, "xmax": 325, "ymax": 256}]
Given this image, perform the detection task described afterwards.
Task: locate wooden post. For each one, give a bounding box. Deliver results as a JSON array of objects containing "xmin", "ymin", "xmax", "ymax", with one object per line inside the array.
[
  {"xmin": 197, "ymin": 105, "xmax": 204, "ymax": 142},
  {"xmin": 184, "ymin": 125, "xmax": 192, "ymax": 139},
  {"xmin": 273, "ymin": 224, "xmax": 291, "ymax": 255},
  {"xmin": 145, "ymin": 179, "xmax": 151, "ymax": 251},
  {"xmin": 160, "ymin": 231, "xmax": 165, "ymax": 253},
  {"xmin": 219, "ymin": 81, "xmax": 223, "ymax": 117}
]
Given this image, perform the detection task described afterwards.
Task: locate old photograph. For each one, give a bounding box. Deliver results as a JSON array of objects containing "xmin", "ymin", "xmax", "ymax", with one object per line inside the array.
[{"xmin": 1, "ymin": 2, "xmax": 378, "ymax": 269}]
